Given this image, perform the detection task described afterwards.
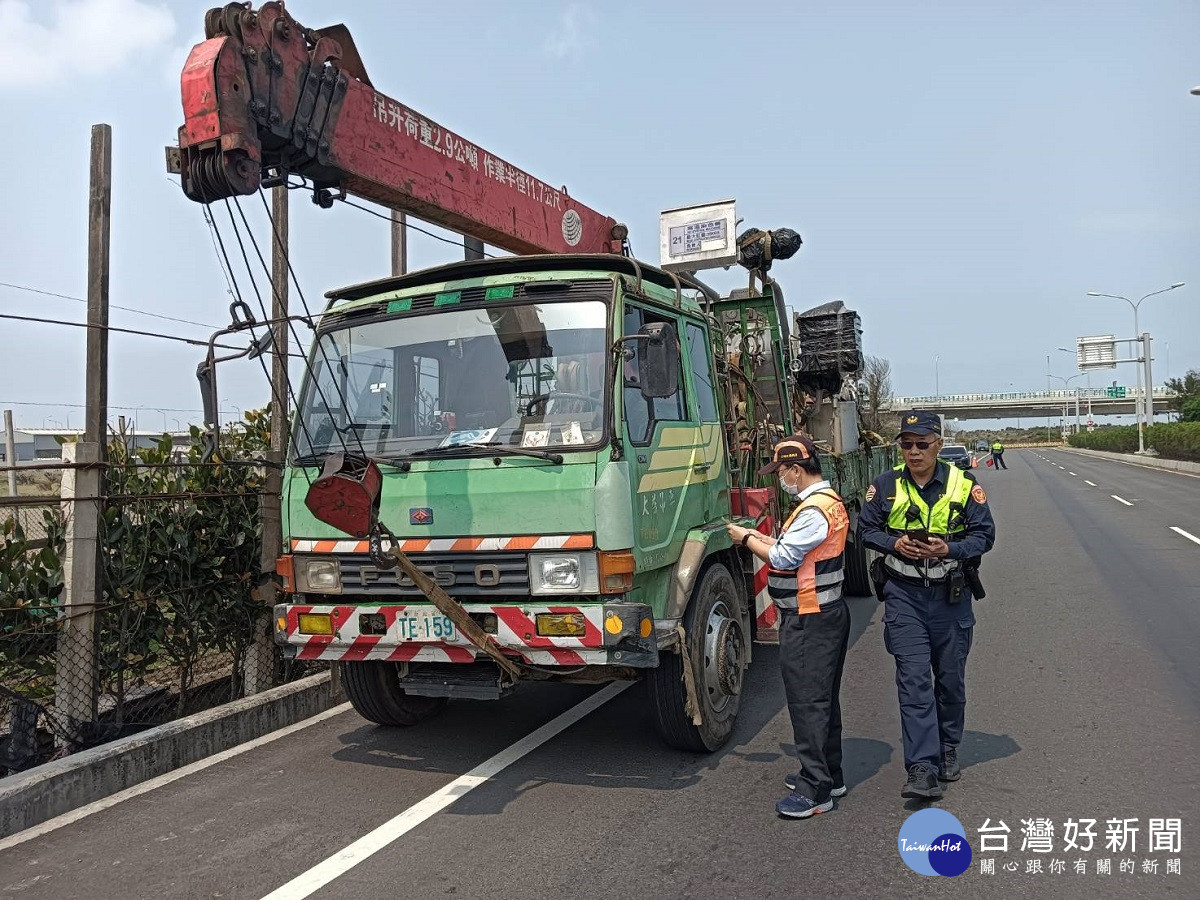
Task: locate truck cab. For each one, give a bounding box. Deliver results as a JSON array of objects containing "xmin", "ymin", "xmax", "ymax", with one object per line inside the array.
[{"xmin": 276, "ymin": 254, "xmax": 754, "ymax": 750}]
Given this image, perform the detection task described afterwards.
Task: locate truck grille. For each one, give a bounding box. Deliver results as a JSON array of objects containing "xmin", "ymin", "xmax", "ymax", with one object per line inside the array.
[{"xmin": 336, "ymin": 553, "xmax": 529, "ymax": 598}]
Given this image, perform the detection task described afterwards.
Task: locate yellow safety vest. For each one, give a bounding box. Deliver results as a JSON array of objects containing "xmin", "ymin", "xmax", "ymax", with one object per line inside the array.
[{"xmin": 884, "ymin": 464, "xmax": 973, "ymax": 581}]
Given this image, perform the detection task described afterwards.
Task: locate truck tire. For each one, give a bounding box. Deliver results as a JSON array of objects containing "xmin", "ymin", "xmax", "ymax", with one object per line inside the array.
[
  {"xmin": 843, "ymin": 530, "xmax": 872, "ymax": 596},
  {"xmin": 647, "ymin": 562, "xmax": 746, "ymax": 752},
  {"xmin": 342, "ymin": 661, "xmax": 448, "ymax": 726}
]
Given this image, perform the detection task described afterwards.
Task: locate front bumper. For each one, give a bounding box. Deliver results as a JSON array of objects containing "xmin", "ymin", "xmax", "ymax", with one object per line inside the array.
[{"xmin": 274, "ymin": 601, "xmax": 658, "ymax": 668}]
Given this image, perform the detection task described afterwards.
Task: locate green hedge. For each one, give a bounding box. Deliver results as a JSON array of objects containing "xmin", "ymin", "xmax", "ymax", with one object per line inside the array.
[{"xmin": 1068, "ymin": 422, "xmax": 1200, "ymax": 462}]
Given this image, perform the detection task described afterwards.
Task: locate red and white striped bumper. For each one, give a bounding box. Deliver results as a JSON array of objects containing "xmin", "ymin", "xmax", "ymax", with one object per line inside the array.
[
  {"xmin": 274, "ymin": 602, "xmax": 658, "ymax": 668},
  {"xmin": 751, "ymin": 515, "xmax": 779, "ymax": 643}
]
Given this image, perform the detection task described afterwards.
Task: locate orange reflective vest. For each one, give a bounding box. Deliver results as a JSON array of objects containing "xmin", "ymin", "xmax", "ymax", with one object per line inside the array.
[{"xmin": 766, "ymin": 488, "xmax": 849, "ymax": 614}]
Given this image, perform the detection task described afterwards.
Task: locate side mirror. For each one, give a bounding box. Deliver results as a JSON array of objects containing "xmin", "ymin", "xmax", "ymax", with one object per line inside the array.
[{"xmin": 638, "ymin": 322, "xmax": 680, "ymax": 399}]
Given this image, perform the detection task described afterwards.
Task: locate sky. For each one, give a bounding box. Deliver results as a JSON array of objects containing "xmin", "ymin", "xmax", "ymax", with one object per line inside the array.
[{"xmin": 1, "ymin": 0, "xmax": 1198, "ymax": 432}]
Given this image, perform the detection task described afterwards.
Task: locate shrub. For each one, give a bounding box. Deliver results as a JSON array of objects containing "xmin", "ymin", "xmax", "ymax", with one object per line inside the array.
[{"xmin": 1068, "ymin": 422, "xmax": 1200, "ymax": 462}]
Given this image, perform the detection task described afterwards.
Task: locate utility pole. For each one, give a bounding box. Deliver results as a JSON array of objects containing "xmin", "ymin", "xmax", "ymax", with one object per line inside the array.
[
  {"xmin": 56, "ymin": 124, "xmax": 110, "ymax": 740},
  {"xmin": 464, "ymin": 236, "xmax": 485, "ymax": 261},
  {"xmin": 246, "ymin": 184, "xmax": 289, "ymax": 694},
  {"xmin": 4, "ymin": 409, "xmax": 16, "ymax": 497},
  {"xmin": 391, "ymin": 210, "xmax": 407, "ymax": 276}
]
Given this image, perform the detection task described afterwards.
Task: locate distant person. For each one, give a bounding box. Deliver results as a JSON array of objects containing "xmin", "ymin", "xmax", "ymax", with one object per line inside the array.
[
  {"xmin": 726, "ymin": 435, "xmax": 850, "ymax": 820},
  {"xmin": 859, "ymin": 411, "xmax": 996, "ymax": 799},
  {"xmin": 990, "ymin": 439, "xmax": 1007, "ymax": 470}
]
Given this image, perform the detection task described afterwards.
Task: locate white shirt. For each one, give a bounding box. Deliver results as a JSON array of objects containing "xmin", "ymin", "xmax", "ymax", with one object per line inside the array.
[{"xmin": 767, "ymin": 479, "xmax": 833, "ymax": 570}]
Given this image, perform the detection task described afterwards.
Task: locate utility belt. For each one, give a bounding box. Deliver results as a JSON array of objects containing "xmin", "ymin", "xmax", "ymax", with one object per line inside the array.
[{"xmin": 871, "ymin": 553, "xmax": 986, "ymax": 604}]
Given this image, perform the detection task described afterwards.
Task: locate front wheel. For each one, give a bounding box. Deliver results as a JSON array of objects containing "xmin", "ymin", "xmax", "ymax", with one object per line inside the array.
[
  {"xmin": 647, "ymin": 563, "xmax": 746, "ymax": 752},
  {"xmin": 342, "ymin": 661, "xmax": 448, "ymax": 726}
]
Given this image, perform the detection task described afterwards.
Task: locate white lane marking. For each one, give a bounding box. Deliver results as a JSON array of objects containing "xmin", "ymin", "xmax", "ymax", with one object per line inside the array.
[
  {"xmin": 1085, "ymin": 480, "xmax": 1098, "ymax": 486},
  {"xmin": 260, "ymin": 681, "xmax": 632, "ymax": 900},
  {"xmin": 0, "ymin": 702, "xmax": 354, "ymax": 853},
  {"xmin": 1111, "ymin": 495, "xmax": 1134, "ymax": 507},
  {"xmin": 1170, "ymin": 526, "xmax": 1200, "ymax": 547},
  {"xmin": 1069, "ymin": 472, "xmax": 1078, "ymax": 477}
]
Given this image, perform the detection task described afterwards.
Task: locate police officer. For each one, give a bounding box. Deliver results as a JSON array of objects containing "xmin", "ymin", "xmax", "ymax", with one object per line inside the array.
[
  {"xmin": 859, "ymin": 411, "xmax": 996, "ymax": 799},
  {"xmin": 990, "ymin": 438, "xmax": 1007, "ymax": 469},
  {"xmin": 726, "ymin": 435, "xmax": 850, "ymax": 819}
]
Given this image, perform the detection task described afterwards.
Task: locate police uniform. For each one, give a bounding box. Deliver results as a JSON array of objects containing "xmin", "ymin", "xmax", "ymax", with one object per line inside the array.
[
  {"xmin": 859, "ymin": 411, "xmax": 996, "ymax": 796},
  {"xmin": 990, "ymin": 440, "xmax": 1007, "ymax": 469}
]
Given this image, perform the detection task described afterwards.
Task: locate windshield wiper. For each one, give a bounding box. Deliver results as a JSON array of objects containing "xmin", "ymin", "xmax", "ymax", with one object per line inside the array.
[{"xmin": 390, "ymin": 441, "xmax": 563, "ymax": 471}]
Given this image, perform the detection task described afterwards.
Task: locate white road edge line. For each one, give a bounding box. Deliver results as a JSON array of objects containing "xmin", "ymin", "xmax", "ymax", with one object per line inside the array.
[
  {"xmin": 260, "ymin": 681, "xmax": 632, "ymax": 900},
  {"xmin": 1111, "ymin": 495, "xmax": 1134, "ymax": 507},
  {"xmin": 1060, "ymin": 450, "xmax": 1200, "ymax": 480},
  {"xmin": 1085, "ymin": 480, "xmax": 1097, "ymax": 486},
  {"xmin": 0, "ymin": 702, "xmax": 354, "ymax": 853},
  {"xmin": 1170, "ymin": 526, "xmax": 1200, "ymax": 547}
]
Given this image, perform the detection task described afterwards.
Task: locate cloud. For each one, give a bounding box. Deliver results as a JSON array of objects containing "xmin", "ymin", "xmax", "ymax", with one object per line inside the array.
[
  {"xmin": 0, "ymin": 0, "xmax": 176, "ymax": 89},
  {"xmin": 543, "ymin": 4, "xmax": 598, "ymax": 60}
]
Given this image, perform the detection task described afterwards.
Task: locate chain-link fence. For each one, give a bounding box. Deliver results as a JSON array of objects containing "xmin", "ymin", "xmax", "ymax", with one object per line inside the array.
[{"xmin": 1, "ymin": 421, "xmax": 322, "ymax": 777}]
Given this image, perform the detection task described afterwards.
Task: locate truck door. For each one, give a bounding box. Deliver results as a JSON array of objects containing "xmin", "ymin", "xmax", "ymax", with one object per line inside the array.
[
  {"xmin": 682, "ymin": 320, "xmax": 725, "ymax": 521},
  {"xmin": 622, "ymin": 303, "xmax": 711, "ymax": 571}
]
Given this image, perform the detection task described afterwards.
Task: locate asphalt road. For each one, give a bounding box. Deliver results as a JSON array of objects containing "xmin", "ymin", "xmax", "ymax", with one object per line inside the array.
[{"xmin": 2, "ymin": 448, "xmax": 1198, "ymax": 898}]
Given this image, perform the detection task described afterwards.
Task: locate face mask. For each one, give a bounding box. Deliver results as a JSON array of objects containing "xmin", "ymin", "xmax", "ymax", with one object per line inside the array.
[{"xmin": 780, "ymin": 470, "xmax": 802, "ymax": 496}]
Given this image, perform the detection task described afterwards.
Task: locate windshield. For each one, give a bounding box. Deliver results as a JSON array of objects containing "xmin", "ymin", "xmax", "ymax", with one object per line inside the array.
[
  {"xmin": 293, "ymin": 299, "xmax": 609, "ymax": 460},
  {"xmin": 940, "ymin": 445, "xmax": 968, "ymax": 457}
]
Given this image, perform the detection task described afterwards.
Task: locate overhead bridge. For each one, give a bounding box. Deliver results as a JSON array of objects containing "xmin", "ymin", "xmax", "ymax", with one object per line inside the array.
[{"xmin": 887, "ymin": 388, "xmax": 1176, "ymax": 420}]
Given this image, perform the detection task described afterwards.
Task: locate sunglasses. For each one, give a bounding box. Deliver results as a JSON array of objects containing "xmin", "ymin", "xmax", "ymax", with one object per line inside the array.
[{"xmin": 898, "ymin": 439, "xmax": 936, "ymax": 451}]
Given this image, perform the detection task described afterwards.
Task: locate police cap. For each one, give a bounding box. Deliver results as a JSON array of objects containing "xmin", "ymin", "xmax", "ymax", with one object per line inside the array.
[{"xmin": 896, "ymin": 410, "xmax": 943, "ymax": 437}]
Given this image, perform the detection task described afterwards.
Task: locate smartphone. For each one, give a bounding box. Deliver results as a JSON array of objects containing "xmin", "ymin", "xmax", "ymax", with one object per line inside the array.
[{"xmin": 908, "ymin": 528, "xmax": 931, "ymax": 544}]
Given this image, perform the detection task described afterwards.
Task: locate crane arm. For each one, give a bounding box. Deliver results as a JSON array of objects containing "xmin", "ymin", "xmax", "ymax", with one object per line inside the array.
[{"xmin": 171, "ymin": 1, "xmax": 625, "ymax": 255}]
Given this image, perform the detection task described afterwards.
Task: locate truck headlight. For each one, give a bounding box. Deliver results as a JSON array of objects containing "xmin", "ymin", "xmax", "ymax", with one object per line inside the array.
[
  {"xmin": 528, "ymin": 552, "xmax": 599, "ymax": 595},
  {"xmin": 296, "ymin": 557, "xmax": 342, "ymax": 594}
]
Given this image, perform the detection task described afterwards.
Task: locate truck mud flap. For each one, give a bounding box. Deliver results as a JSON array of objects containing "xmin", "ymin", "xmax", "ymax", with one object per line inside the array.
[{"xmin": 399, "ymin": 661, "xmax": 512, "ymax": 701}]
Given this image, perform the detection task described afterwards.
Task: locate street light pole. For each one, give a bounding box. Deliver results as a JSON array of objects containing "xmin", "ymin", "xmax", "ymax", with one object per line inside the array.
[
  {"xmin": 934, "ymin": 355, "xmax": 941, "ymax": 400},
  {"xmin": 1087, "ymin": 282, "xmax": 1185, "ymax": 454},
  {"xmin": 1047, "ymin": 373, "xmax": 1086, "ymax": 434}
]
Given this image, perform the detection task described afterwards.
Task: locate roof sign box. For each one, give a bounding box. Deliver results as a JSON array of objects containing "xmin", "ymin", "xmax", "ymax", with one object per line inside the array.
[
  {"xmin": 1076, "ymin": 335, "xmax": 1118, "ymax": 370},
  {"xmin": 659, "ymin": 200, "xmax": 737, "ymax": 273}
]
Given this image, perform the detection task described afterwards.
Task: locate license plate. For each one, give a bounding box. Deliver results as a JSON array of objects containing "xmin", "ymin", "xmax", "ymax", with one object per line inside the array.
[{"xmin": 395, "ymin": 609, "xmax": 457, "ymax": 642}]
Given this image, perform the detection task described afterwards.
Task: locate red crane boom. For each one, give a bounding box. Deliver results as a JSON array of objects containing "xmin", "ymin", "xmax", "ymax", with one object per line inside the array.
[{"xmin": 171, "ymin": 1, "xmax": 626, "ymax": 255}]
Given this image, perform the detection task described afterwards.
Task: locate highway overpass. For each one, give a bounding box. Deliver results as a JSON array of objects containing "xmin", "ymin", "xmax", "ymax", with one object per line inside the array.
[{"xmin": 887, "ymin": 387, "xmax": 1176, "ymax": 420}]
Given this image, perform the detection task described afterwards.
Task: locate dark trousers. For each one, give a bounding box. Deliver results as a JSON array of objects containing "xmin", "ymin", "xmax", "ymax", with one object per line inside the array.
[
  {"xmin": 882, "ymin": 579, "xmax": 975, "ymax": 773},
  {"xmin": 992, "ymin": 451, "xmax": 1007, "ymax": 469},
  {"xmin": 779, "ymin": 599, "xmax": 851, "ymax": 803}
]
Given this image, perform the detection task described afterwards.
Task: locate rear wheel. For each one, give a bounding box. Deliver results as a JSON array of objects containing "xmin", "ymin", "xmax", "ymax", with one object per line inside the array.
[
  {"xmin": 342, "ymin": 661, "xmax": 448, "ymax": 726},
  {"xmin": 647, "ymin": 563, "xmax": 746, "ymax": 752}
]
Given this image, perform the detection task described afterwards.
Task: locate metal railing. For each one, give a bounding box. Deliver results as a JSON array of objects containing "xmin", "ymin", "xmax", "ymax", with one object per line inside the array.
[{"xmin": 888, "ymin": 387, "xmax": 1174, "ymax": 407}]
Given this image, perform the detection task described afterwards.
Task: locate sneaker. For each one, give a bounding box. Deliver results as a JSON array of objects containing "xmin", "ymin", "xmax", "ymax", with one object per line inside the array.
[
  {"xmin": 784, "ymin": 771, "xmax": 847, "ymax": 797},
  {"xmin": 776, "ymin": 790, "xmax": 834, "ymax": 819},
  {"xmin": 939, "ymin": 749, "xmax": 961, "ymax": 782},
  {"xmin": 901, "ymin": 763, "xmax": 944, "ymax": 799}
]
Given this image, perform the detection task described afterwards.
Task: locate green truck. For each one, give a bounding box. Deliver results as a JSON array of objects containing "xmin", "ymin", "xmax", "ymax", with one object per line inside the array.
[{"xmin": 274, "ymin": 253, "xmax": 892, "ymax": 751}]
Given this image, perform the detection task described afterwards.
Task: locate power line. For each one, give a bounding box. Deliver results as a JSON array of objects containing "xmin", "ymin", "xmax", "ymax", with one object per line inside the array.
[
  {"xmin": 0, "ymin": 312, "xmax": 244, "ymax": 349},
  {"xmin": 0, "ymin": 280, "xmax": 222, "ymax": 331},
  {"xmin": 0, "ymin": 401, "xmax": 210, "ymax": 412},
  {"xmin": 336, "ymin": 197, "xmax": 500, "ymax": 258}
]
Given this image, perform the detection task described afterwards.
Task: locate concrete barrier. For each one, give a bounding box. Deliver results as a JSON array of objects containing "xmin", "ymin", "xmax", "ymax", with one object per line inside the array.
[
  {"xmin": 1058, "ymin": 446, "xmax": 1200, "ymax": 476},
  {"xmin": 0, "ymin": 671, "xmax": 344, "ymax": 839}
]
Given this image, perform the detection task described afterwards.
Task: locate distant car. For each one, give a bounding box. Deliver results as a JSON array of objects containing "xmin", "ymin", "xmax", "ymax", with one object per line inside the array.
[
  {"xmin": 939, "ymin": 443, "xmax": 972, "ymax": 470},
  {"xmin": 975, "ymin": 440, "xmax": 989, "ymax": 452}
]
